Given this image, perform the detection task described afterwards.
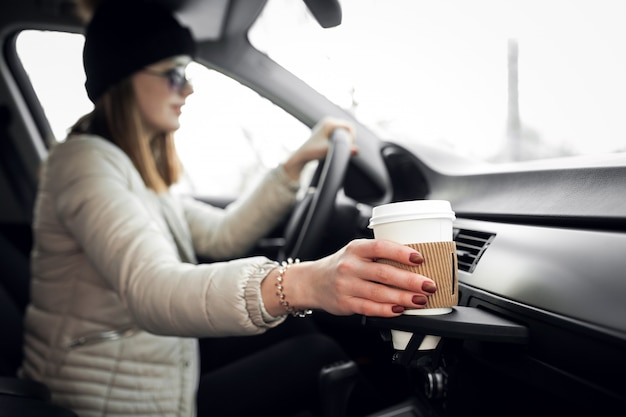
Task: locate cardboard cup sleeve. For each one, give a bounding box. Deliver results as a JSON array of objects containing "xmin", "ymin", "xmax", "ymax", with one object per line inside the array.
[{"xmin": 378, "ymin": 241, "xmax": 458, "ymax": 309}]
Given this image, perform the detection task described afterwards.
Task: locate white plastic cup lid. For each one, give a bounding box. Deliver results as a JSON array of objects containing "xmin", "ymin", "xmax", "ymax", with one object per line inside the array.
[{"xmin": 368, "ymin": 200, "xmax": 455, "ymax": 229}]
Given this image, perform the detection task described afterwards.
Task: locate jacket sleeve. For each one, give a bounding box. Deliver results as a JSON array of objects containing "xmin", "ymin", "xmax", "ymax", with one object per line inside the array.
[
  {"xmin": 49, "ymin": 137, "xmax": 285, "ymax": 337},
  {"xmin": 182, "ymin": 165, "xmax": 300, "ymax": 260}
]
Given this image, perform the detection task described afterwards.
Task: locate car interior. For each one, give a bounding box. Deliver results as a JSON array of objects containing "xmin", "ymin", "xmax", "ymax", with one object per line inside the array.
[{"xmin": 1, "ymin": 0, "xmax": 625, "ymax": 416}]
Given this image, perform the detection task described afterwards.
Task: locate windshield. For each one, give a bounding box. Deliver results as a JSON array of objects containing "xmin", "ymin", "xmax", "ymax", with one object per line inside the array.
[{"xmin": 250, "ymin": 0, "xmax": 626, "ymax": 163}]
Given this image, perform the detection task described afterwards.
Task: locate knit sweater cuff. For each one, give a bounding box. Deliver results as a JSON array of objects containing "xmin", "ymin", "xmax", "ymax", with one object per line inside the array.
[
  {"xmin": 245, "ymin": 261, "xmax": 286, "ymax": 328},
  {"xmin": 275, "ymin": 164, "xmax": 301, "ymax": 193}
]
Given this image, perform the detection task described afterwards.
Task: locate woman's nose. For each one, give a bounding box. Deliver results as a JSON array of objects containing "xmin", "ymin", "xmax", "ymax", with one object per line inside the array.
[{"xmin": 181, "ymin": 79, "xmax": 194, "ymax": 97}]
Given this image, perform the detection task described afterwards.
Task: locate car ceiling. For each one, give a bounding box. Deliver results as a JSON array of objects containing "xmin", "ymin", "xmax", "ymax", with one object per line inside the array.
[{"xmin": 27, "ymin": 0, "xmax": 341, "ymax": 40}]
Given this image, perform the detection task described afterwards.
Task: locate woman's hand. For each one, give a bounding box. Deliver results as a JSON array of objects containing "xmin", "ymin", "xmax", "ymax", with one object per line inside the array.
[
  {"xmin": 282, "ymin": 117, "xmax": 358, "ymax": 181},
  {"xmin": 262, "ymin": 239, "xmax": 438, "ymax": 318}
]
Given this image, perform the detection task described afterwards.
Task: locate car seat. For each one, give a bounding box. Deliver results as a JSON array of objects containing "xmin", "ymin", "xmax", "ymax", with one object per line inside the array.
[{"xmin": 0, "ymin": 228, "xmax": 78, "ymax": 416}]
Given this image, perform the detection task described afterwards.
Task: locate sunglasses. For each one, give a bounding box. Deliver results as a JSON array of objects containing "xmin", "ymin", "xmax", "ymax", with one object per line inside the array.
[{"xmin": 142, "ymin": 66, "xmax": 190, "ymax": 94}]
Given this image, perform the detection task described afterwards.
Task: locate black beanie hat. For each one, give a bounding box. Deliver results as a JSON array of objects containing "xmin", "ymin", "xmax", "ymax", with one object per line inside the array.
[{"xmin": 83, "ymin": 0, "xmax": 196, "ymax": 102}]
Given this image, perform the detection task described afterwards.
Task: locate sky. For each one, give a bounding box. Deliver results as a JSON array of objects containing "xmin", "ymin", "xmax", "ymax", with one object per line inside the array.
[{"xmin": 253, "ymin": 0, "xmax": 626, "ymax": 160}]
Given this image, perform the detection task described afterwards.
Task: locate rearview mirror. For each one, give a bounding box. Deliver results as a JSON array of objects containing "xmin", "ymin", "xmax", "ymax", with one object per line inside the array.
[{"xmin": 303, "ymin": 0, "xmax": 342, "ymax": 28}]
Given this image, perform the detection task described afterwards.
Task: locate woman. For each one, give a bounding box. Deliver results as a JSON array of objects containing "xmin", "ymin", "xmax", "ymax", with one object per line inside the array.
[{"xmin": 21, "ymin": 0, "xmax": 437, "ymax": 416}]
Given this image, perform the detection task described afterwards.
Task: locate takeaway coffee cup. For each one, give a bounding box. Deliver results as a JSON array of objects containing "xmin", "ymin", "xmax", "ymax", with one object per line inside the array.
[{"xmin": 368, "ymin": 200, "xmax": 458, "ymax": 350}]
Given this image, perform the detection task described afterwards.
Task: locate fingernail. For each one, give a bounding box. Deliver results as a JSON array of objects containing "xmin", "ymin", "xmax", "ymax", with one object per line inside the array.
[
  {"xmin": 412, "ymin": 295, "xmax": 427, "ymax": 306},
  {"xmin": 422, "ymin": 281, "xmax": 437, "ymax": 293},
  {"xmin": 392, "ymin": 305, "xmax": 405, "ymax": 314},
  {"xmin": 409, "ymin": 252, "xmax": 424, "ymax": 264}
]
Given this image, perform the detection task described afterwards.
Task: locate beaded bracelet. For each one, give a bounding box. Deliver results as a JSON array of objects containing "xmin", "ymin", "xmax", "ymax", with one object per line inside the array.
[{"xmin": 275, "ymin": 257, "xmax": 313, "ymax": 318}]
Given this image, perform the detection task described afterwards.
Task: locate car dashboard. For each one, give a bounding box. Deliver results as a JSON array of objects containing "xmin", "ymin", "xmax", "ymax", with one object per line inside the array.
[{"xmin": 358, "ymin": 141, "xmax": 626, "ymax": 416}]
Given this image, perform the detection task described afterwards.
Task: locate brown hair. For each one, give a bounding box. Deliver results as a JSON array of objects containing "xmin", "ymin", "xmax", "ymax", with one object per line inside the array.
[
  {"xmin": 74, "ymin": 0, "xmax": 101, "ymax": 23},
  {"xmin": 69, "ymin": 77, "xmax": 182, "ymax": 194}
]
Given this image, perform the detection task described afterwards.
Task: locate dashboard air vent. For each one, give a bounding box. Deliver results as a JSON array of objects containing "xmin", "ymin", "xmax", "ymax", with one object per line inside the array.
[{"xmin": 454, "ymin": 228, "xmax": 495, "ymax": 273}]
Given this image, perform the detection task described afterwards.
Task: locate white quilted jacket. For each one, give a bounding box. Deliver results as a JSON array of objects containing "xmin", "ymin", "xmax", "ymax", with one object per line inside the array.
[{"xmin": 21, "ymin": 135, "xmax": 297, "ymax": 416}]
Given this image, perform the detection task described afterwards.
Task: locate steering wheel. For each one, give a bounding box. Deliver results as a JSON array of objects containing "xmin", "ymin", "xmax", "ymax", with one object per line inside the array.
[{"xmin": 278, "ymin": 128, "xmax": 353, "ymax": 262}]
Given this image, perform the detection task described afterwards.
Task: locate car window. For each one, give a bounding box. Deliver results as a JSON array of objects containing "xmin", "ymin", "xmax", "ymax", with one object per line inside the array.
[
  {"xmin": 250, "ymin": 0, "xmax": 626, "ymax": 164},
  {"xmin": 15, "ymin": 30, "xmax": 309, "ymax": 198}
]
